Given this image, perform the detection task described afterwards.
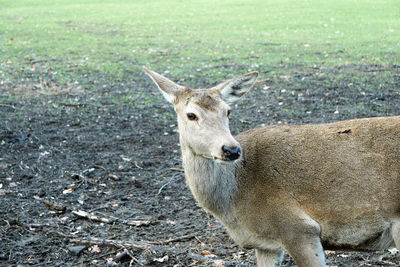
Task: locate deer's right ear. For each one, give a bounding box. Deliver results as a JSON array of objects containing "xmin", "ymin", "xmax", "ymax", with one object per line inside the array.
[{"xmin": 143, "ymin": 67, "xmax": 183, "ymax": 104}]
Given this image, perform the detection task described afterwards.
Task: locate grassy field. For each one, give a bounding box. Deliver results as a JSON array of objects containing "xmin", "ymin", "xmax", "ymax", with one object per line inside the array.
[{"xmin": 1, "ymin": 0, "xmax": 399, "ymax": 86}]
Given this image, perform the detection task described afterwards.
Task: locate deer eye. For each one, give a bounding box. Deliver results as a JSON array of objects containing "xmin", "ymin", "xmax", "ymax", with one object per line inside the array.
[
  {"xmin": 227, "ymin": 110, "xmax": 231, "ymax": 117},
  {"xmin": 187, "ymin": 113, "xmax": 198, "ymax": 121}
]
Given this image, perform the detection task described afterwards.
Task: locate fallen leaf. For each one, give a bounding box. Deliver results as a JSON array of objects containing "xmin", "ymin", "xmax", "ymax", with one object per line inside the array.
[
  {"xmin": 90, "ymin": 245, "xmax": 101, "ymax": 253},
  {"xmin": 63, "ymin": 188, "xmax": 74, "ymax": 194},
  {"xmin": 201, "ymin": 250, "xmax": 212, "ymax": 256},
  {"xmin": 201, "ymin": 250, "xmax": 217, "ymax": 258}
]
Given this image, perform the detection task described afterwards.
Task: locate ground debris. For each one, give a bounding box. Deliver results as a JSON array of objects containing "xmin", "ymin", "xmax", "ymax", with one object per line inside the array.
[
  {"xmin": 188, "ymin": 253, "xmax": 253, "ymax": 267},
  {"xmin": 70, "ymin": 237, "xmax": 161, "ymax": 253},
  {"xmin": 43, "ymin": 199, "xmax": 67, "ymax": 213},
  {"xmin": 72, "ymin": 210, "xmax": 156, "ymax": 226},
  {"xmin": 2, "ymin": 61, "xmax": 400, "ymax": 266},
  {"xmin": 115, "ymin": 249, "xmax": 142, "ymax": 265},
  {"xmin": 67, "ymin": 245, "xmax": 87, "ymax": 256}
]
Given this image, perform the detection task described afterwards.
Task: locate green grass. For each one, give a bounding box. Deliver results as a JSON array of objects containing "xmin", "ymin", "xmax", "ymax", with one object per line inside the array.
[{"xmin": 1, "ymin": 0, "xmax": 399, "ymax": 86}]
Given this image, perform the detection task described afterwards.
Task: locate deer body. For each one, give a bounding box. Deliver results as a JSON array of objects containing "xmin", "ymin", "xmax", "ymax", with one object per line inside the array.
[{"xmin": 144, "ymin": 67, "xmax": 400, "ymax": 267}]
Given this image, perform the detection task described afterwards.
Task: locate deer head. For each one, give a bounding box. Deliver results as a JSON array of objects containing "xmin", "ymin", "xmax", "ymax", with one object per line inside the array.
[{"xmin": 144, "ymin": 67, "xmax": 258, "ymax": 163}]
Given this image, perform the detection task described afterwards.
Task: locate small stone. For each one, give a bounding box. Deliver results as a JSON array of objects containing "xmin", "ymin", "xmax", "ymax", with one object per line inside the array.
[
  {"xmin": 37, "ymin": 188, "xmax": 46, "ymax": 197},
  {"xmin": 68, "ymin": 245, "xmax": 86, "ymax": 256},
  {"xmin": 115, "ymin": 250, "xmax": 131, "ymax": 262}
]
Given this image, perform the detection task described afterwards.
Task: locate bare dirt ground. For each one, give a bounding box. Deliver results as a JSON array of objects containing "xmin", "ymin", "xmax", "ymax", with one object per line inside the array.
[{"xmin": 1, "ymin": 64, "xmax": 400, "ymax": 266}]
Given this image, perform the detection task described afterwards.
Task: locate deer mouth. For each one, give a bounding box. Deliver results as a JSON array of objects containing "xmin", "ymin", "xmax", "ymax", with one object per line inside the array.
[
  {"xmin": 189, "ymin": 147, "xmax": 239, "ymax": 163},
  {"xmin": 214, "ymin": 156, "xmax": 239, "ymax": 164}
]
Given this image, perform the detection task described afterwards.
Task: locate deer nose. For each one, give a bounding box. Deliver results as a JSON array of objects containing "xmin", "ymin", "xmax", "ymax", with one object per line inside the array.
[{"xmin": 222, "ymin": 145, "xmax": 241, "ymax": 161}]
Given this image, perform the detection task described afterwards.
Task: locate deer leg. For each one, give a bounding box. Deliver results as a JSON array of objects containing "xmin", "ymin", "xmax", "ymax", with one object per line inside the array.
[
  {"xmin": 283, "ymin": 235, "xmax": 326, "ymax": 267},
  {"xmin": 255, "ymin": 249, "xmax": 284, "ymax": 267}
]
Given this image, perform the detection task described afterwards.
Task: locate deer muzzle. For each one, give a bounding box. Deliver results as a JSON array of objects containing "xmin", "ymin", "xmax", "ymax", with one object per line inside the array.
[{"xmin": 222, "ymin": 145, "xmax": 241, "ymax": 161}]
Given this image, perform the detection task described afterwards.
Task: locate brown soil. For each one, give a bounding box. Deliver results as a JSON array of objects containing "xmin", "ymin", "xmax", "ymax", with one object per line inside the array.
[{"xmin": 1, "ymin": 64, "xmax": 400, "ymax": 266}]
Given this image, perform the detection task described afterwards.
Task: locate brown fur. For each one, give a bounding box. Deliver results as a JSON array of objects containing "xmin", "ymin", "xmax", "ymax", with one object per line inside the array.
[{"xmin": 235, "ymin": 117, "xmax": 400, "ymax": 251}]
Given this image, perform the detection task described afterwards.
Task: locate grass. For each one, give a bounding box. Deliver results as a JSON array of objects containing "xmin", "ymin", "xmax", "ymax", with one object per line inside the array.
[{"xmin": 1, "ymin": 0, "xmax": 399, "ymax": 87}]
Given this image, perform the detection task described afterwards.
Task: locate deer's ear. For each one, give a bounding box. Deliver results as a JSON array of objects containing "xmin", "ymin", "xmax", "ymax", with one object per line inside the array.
[
  {"xmin": 144, "ymin": 67, "xmax": 183, "ymax": 104},
  {"xmin": 215, "ymin": 71, "xmax": 258, "ymax": 104}
]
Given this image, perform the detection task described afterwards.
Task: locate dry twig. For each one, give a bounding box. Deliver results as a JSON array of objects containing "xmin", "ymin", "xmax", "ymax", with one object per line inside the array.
[
  {"xmin": 72, "ymin": 210, "xmax": 155, "ymax": 226},
  {"xmin": 134, "ymin": 161, "xmax": 143, "ymax": 169},
  {"xmin": 70, "ymin": 237, "xmax": 155, "ymax": 250},
  {"xmin": 158, "ymin": 173, "xmax": 184, "ymax": 194},
  {"xmin": 170, "ymin": 167, "xmax": 184, "ymax": 172},
  {"xmin": 160, "ymin": 233, "xmax": 197, "ymax": 244}
]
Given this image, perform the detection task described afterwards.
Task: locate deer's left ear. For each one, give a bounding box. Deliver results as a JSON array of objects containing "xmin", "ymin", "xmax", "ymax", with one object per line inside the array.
[{"xmin": 215, "ymin": 71, "xmax": 258, "ymax": 104}]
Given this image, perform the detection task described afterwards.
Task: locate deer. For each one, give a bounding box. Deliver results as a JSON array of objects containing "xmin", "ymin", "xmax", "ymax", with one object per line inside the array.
[{"xmin": 144, "ymin": 67, "xmax": 400, "ymax": 267}]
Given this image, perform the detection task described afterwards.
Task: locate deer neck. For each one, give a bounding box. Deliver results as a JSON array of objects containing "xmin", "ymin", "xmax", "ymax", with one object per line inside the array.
[{"xmin": 180, "ymin": 140, "xmax": 239, "ymax": 218}]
